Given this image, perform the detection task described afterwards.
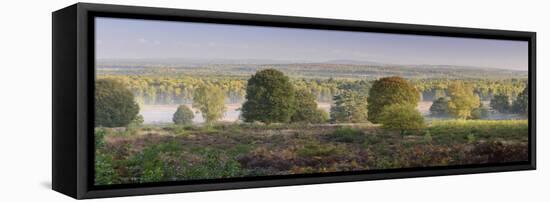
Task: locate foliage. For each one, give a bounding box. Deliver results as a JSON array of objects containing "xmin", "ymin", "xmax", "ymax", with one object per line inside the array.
[
  {"xmin": 172, "ymin": 105, "xmax": 195, "ymax": 125},
  {"xmin": 470, "ymin": 105, "xmax": 489, "ymax": 120},
  {"xmin": 429, "ymin": 97, "xmax": 450, "ymax": 116},
  {"xmin": 428, "ymin": 120, "xmax": 527, "ymax": 144},
  {"xmin": 241, "ymin": 69, "xmax": 296, "ymax": 124},
  {"xmin": 326, "ymin": 127, "xmax": 366, "ymax": 143},
  {"xmin": 95, "ymin": 79, "xmax": 140, "ymax": 127},
  {"xmin": 378, "ymin": 104, "xmax": 425, "ymax": 135},
  {"xmin": 368, "ymin": 77, "xmax": 419, "ymax": 123},
  {"xmin": 447, "ymin": 81, "xmax": 480, "ymax": 119},
  {"xmin": 193, "ymin": 85, "xmax": 226, "ymax": 124},
  {"xmin": 490, "ymin": 94, "xmax": 511, "ymax": 113},
  {"xmin": 291, "ymin": 89, "xmax": 327, "ymax": 123},
  {"xmin": 94, "ymin": 129, "xmax": 118, "ymax": 185},
  {"xmin": 131, "ymin": 114, "xmax": 144, "ymax": 126},
  {"xmin": 512, "ymin": 87, "xmax": 529, "ymax": 114},
  {"xmin": 330, "ymin": 90, "xmax": 369, "ymax": 123}
]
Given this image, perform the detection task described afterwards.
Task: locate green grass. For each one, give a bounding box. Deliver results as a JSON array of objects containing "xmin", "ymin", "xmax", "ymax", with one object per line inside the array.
[{"xmin": 428, "ymin": 120, "xmax": 528, "ymax": 144}]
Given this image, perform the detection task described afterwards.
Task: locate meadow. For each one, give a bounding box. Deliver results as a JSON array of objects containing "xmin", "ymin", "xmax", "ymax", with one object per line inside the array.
[{"xmin": 95, "ymin": 120, "xmax": 528, "ymax": 185}]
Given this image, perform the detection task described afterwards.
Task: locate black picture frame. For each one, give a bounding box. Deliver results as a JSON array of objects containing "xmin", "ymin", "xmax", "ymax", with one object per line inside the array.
[{"xmin": 52, "ymin": 2, "xmax": 536, "ymax": 199}]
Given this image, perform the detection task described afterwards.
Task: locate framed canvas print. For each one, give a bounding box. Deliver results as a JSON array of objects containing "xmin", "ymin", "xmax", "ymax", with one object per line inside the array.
[{"xmin": 52, "ymin": 3, "xmax": 536, "ymax": 199}]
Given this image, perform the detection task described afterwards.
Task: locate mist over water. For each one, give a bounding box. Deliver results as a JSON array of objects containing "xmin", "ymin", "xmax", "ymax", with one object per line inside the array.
[{"xmin": 140, "ymin": 101, "xmax": 524, "ymax": 125}]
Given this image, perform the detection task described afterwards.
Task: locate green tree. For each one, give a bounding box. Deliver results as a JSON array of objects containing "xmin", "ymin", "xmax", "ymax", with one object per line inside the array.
[
  {"xmin": 291, "ymin": 89, "xmax": 327, "ymax": 123},
  {"xmin": 172, "ymin": 105, "xmax": 195, "ymax": 125},
  {"xmin": 471, "ymin": 105, "xmax": 489, "ymax": 120},
  {"xmin": 429, "ymin": 97, "xmax": 450, "ymax": 116},
  {"xmin": 192, "ymin": 85, "xmax": 226, "ymax": 124},
  {"xmin": 330, "ymin": 90, "xmax": 369, "ymax": 123},
  {"xmin": 512, "ymin": 87, "xmax": 528, "ymax": 114},
  {"xmin": 368, "ymin": 77, "xmax": 419, "ymax": 123},
  {"xmin": 378, "ymin": 104, "xmax": 425, "ymax": 135},
  {"xmin": 241, "ymin": 69, "xmax": 295, "ymax": 124},
  {"xmin": 447, "ymin": 81, "xmax": 480, "ymax": 119},
  {"xmin": 490, "ymin": 94, "xmax": 511, "ymax": 113},
  {"xmin": 95, "ymin": 79, "xmax": 139, "ymax": 127}
]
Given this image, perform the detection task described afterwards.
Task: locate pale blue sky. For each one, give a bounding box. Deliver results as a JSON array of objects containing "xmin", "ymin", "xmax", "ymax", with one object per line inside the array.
[{"xmin": 95, "ymin": 17, "xmax": 528, "ymax": 70}]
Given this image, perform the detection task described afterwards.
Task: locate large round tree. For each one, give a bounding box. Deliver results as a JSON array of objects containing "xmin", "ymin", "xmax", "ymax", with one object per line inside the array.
[
  {"xmin": 95, "ymin": 79, "xmax": 140, "ymax": 127},
  {"xmin": 367, "ymin": 76, "xmax": 419, "ymax": 123},
  {"xmin": 241, "ymin": 69, "xmax": 295, "ymax": 124}
]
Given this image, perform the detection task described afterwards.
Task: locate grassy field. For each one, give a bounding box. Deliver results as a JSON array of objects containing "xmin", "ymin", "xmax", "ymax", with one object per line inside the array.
[{"xmin": 94, "ymin": 120, "xmax": 528, "ymax": 185}]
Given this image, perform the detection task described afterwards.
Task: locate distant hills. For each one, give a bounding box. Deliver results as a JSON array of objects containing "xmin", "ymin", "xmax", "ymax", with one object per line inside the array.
[{"xmin": 97, "ymin": 58, "xmax": 528, "ymax": 80}]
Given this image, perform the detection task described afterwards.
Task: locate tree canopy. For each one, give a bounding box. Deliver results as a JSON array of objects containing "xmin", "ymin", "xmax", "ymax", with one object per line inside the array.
[
  {"xmin": 490, "ymin": 94, "xmax": 511, "ymax": 113},
  {"xmin": 95, "ymin": 79, "xmax": 140, "ymax": 127},
  {"xmin": 447, "ymin": 81, "xmax": 480, "ymax": 119},
  {"xmin": 430, "ymin": 97, "xmax": 450, "ymax": 116},
  {"xmin": 291, "ymin": 89, "xmax": 328, "ymax": 123},
  {"xmin": 378, "ymin": 104, "xmax": 425, "ymax": 135},
  {"xmin": 368, "ymin": 76, "xmax": 419, "ymax": 123},
  {"xmin": 330, "ymin": 90, "xmax": 369, "ymax": 123},
  {"xmin": 192, "ymin": 85, "xmax": 226, "ymax": 124},
  {"xmin": 241, "ymin": 69, "xmax": 296, "ymax": 124},
  {"xmin": 512, "ymin": 87, "xmax": 528, "ymax": 114},
  {"xmin": 172, "ymin": 105, "xmax": 195, "ymax": 125}
]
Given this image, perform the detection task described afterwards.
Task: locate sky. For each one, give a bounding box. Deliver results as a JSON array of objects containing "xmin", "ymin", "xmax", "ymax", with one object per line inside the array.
[{"xmin": 95, "ymin": 17, "xmax": 528, "ymax": 70}]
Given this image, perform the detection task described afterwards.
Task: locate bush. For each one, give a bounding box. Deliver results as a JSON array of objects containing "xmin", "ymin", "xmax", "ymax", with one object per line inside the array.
[
  {"xmin": 327, "ymin": 127, "xmax": 365, "ymax": 143},
  {"xmin": 490, "ymin": 94, "xmax": 511, "ymax": 113},
  {"xmin": 173, "ymin": 105, "xmax": 194, "ymax": 125},
  {"xmin": 430, "ymin": 97, "xmax": 450, "ymax": 116},
  {"xmin": 95, "ymin": 79, "xmax": 139, "ymax": 127},
  {"xmin": 378, "ymin": 104, "xmax": 425, "ymax": 135},
  {"xmin": 470, "ymin": 106, "xmax": 489, "ymax": 120}
]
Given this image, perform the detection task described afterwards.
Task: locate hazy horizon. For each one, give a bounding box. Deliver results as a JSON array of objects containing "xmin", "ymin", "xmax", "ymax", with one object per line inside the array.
[{"xmin": 96, "ymin": 17, "xmax": 528, "ymax": 70}]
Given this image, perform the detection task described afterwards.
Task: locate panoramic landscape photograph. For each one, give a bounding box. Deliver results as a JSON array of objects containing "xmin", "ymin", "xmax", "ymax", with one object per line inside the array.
[{"xmin": 94, "ymin": 17, "xmax": 529, "ymax": 185}]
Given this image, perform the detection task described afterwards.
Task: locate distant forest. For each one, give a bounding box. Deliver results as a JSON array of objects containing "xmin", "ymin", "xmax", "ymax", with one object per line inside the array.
[{"xmin": 97, "ymin": 63, "xmax": 527, "ymax": 105}]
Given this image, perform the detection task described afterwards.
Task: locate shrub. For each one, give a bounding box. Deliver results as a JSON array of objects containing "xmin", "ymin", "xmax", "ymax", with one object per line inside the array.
[
  {"xmin": 490, "ymin": 94, "xmax": 511, "ymax": 113},
  {"xmin": 378, "ymin": 104, "xmax": 425, "ymax": 135},
  {"xmin": 172, "ymin": 105, "xmax": 194, "ymax": 125},
  {"xmin": 327, "ymin": 127, "xmax": 365, "ymax": 143},
  {"xmin": 430, "ymin": 97, "xmax": 450, "ymax": 116},
  {"xmin": 470, "ymin": 106, "xmax": 489, "ymax": 120}
]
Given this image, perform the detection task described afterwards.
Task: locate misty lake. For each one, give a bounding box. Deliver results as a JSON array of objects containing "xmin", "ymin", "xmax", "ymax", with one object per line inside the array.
[{"xmin": 139, "ymin": 101, "xmax": 522, "ymax": 124}]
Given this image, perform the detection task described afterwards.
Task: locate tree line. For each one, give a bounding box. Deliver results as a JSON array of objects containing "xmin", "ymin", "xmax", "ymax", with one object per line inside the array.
[
  {"xmin": 96, "ymin": 69, "xmax": 528, "ymax": 135},
  {"xmin": 96, "ymin": 75, "xmax": 526, "ymax": 105}
]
